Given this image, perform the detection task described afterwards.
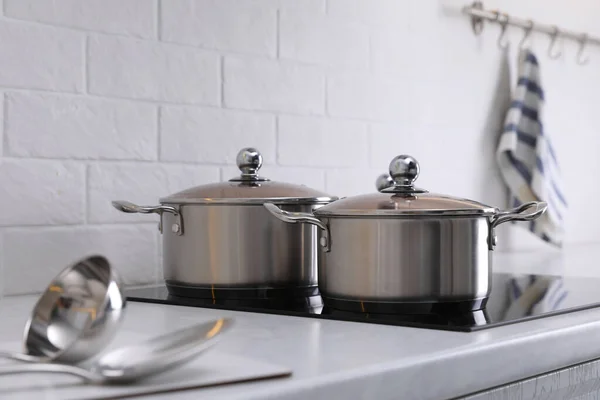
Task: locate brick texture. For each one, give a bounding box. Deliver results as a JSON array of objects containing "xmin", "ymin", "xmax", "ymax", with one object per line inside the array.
[
  {"xmin": 279, "ymin": 11, "xmax": 368, "ymax": 69},
  {"xmin": 224, "ymin": 56, "xmax": 324, "ymax": 114},
  {"xmin": 160, "ymin": 106, "xmax": 276, "ymax": 163},
  {"xmin": 327, "ymin": 73, "xmax": 408, "ymax": 121},
  {"xmin": 325, "ymin": 168, "xmax": 383, "ymax": 197},
  {"xmin": 161, "ymin": 0, "xmax": 277, "ymax": 56},
  {"xmin": 278, "ymin": 115, "xmax": 368, "ymax": 167},
  {"xmin": 5, "ymin": 93, "xmax": 157, "ymax": 160},
  {"xmin": 0, "ymin": 160, "xmax": 85, "ymax": 226},
  {"xmin": 0, "ymin": 21, "xmax": 83, "ymax": 92},
  {"xmin": 88, "ymin": 35, "xmax": 220, "ymax": 104},
  {"xmin": 0, "ymin": 94, "xmax": 3, "ymax": 157},
  {"xmin": 4, "ymin": 0, "xmax": 155, "ymax": 38}
]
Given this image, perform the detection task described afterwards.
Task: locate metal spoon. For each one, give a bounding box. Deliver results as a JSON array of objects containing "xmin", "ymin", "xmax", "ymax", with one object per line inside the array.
[
  {"xmin": 0, "ymin": 255, "xmax": 125, "ymax": 364},
  {"xmin": 0, "ymin": 318, "xmax": 233, "ymax": 384}
]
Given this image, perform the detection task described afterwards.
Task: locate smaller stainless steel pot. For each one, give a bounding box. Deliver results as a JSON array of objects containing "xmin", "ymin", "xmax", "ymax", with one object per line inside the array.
[
  {"xmin": 265, "ymin": 154, "xmax": 547, "ymax": 312},
  {"xmin": 112, "ymin": 148, "xmax": 337, "ymax": 299}
]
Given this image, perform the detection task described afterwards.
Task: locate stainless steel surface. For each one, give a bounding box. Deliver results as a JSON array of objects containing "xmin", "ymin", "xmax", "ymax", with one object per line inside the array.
[
  {"xmin": 318, "ymin": 154, "xmax": 497, "ymax": 217},
  {"xmin": 463, "ymin": 1, "xmax": 600, "ymax": 53},
  {"xmin": 314, "ymin": 193, "xmax": 498, "ymax": 217},
  {"xmin": 518, "ymin": 19, "xmax": 534, "ymax": 50},
  {"xmin": 490, "ymin": 201, "xmax": 548, "ymax": 229},
  {"xmin": 112, "ymin": 200, "xmax": 183, "ymax": 235},
  {"xmin": 263, "ymin": 153, "xmax": 547, "ymax": 303},
  {"xmin": 389, "ymin": 154, "xmax": 419, "ymax": 188},
  {"xmin": 0, "ymin": 319, "xmax": 233, "ymax": 384},
  {"xmin": 230, "ymin": 147, "xmax": 268, "ymax": 182},
  {"xmin": 158, "ymin": 148, "xmax": 336, "ymax": 205},
  {"xmin": 0, "ymin": 255, "xmax": 125, "ymax": 364},
  {"xmin": 162, "ymin": 204, "xmax": 320, "ymax": 286},
  {"xmin": 112, "ymin": 147, "xmax": 336, "ymax": 291},
  {"xmin": 375, "ymin": 173, "xmax": 394, "ymax": 192},
  {"xmin": 496, "ymin": 12, "xmax": 509, "ymax": 50},
  {"xmin": 317, "ymin": 217, "xmax": 491, "ymax": 301},
  {"xmin": 379, "ymin": 155, "xmax": 427, "ymax": 194},
  {"xmin": 548, "ymin": 25, "xmax": 562, "ymax": 59},
  {"xmin": 160, "ymin": 193, "xmax": 335, "ymax": 205},
  {"xmin": 577, "ymin": 34, "xmax": 590, "ymax": 65},
  {"xmin": 469, "ymin": 1, "xmax": 484, "ymax": 34},
  {"xmin": 264, "ymin": 203, "xmax": 330, "ymax": 252}
]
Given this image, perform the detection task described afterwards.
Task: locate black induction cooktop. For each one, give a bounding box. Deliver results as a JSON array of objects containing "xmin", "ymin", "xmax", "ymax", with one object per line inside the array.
[{"xmin": 125, "ymin": 273, "xmax": 600, "ymax": 332}]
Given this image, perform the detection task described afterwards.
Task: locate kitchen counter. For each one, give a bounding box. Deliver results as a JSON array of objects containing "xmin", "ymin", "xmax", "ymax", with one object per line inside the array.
[{"xmin": 2, "ymin": 244, "xmax": 600, "ymax": 400}]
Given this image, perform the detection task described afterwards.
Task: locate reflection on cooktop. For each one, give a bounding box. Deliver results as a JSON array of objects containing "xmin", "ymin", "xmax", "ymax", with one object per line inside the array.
[
  {"xmin": 125, "ymin": 273, "xmax": 600, "ymax": 332},
  {"xmin": 132, "ymin": 286, "xmax": 324, "ymax": 314}
]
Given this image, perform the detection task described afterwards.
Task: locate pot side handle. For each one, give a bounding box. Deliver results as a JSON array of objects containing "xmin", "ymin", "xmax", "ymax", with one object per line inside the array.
[
  {"xmin": 490, "ymin": 201, "xmax": 548, "ymax": 229},
  {"xmin": 263, "ymin": 203, "xmax": 331, "ymax": 252},
  {"xmin": 111, "ymin": 200, "xmax": 183, "ymax": 235}
]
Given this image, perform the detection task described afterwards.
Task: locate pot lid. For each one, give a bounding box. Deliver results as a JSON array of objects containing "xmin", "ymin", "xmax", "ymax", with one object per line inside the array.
[
  {"xmin": 314, "ymin": 155, "xmax": 496, "ymax": 217},
  {"xmin": 160, "ymin": 148, "xmax": 336, "ymax": 205}
]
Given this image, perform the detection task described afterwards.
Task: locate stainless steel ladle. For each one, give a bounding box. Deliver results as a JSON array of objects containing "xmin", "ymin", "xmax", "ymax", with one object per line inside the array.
[{"xmin": 0, "ymin": 255, "xmax": 125, "ymax": 364}]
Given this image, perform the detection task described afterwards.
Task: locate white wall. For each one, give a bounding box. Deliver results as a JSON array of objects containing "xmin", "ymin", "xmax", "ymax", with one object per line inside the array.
[{"xmin": 0, "ymin": 0, "xmax": 599, "ymax": 294}]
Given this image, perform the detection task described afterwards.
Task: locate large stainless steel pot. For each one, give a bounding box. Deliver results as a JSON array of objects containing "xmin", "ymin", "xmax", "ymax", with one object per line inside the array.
[
  {"xmin": 265, "ymin": 154, "xmax": 547, "ymax": 312},
  {"xmin": 112, "ymin": 148, "xmax": 336, "ymax": 299}
]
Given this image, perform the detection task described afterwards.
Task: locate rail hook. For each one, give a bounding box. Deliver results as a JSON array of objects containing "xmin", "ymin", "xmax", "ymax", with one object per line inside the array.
[
  {"xmin": 469, "ymin": 1, "xmax": 484, "ymax": 35},
  {"xmin": 519, "ymin": 20, "xmax": 534, "ymax": 50},
  {"xmin": 576, "ymin": 33, "xmax": 590, "ymax": 65},
  {"xmin": 496, "ymin": 12, "xmax": 509, "ymax": 50},
  {"xmin": 548, "ymin": 26, "xmax": 562, "ymax": 60}
]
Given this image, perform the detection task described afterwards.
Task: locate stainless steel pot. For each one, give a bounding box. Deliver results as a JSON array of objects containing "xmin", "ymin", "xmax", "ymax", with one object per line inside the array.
[
  {"xmin": 265, "ymin": 154, "xmax": 547, "ymax": 311},
  {"xmin": 112, "ymin": 148, "xmax": 337, "ymax": 298}
]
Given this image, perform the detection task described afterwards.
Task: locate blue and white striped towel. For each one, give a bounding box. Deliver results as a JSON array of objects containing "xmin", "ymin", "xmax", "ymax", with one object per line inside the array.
[{"xmin": 496, "ymin": 49, "xmax": 567, "ymax": 247}]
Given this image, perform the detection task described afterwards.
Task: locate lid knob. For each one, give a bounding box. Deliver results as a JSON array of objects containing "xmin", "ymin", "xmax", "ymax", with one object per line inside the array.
[
  {"xmin": 236, "ymin": 148, "xmax": 263, "ymax": 176},
  {"xmin": 375, "ymin": 173, "xmax": 394, "ymax": 192},
  {"xmin": 389, "ymin": 155, "xmax": 419, "ymax": 187}
]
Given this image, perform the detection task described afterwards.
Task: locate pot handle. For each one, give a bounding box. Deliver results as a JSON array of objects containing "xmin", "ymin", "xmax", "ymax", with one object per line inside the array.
[
  {"xmin": 263, "ymin": 203, "xmax": 331, "ymax": 252},
  {"xmin": 112, "ymin": 200, "xmax": 183, "ymax": 235},
  {"xmin": 490, "ymin": 201, "xmax": 548, "ymax": 229}
]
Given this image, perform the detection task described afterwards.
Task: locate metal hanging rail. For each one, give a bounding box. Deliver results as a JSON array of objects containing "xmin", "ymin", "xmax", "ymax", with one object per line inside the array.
[{"xmin": 463, "ymin": 1, "xmax": 599, "ymax": 64}]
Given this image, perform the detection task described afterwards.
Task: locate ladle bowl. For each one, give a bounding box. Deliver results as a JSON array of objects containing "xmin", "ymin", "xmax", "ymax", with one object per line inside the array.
[{"xmin": 1, "ymin": 255, "xmax": 126, "ymax": 364}]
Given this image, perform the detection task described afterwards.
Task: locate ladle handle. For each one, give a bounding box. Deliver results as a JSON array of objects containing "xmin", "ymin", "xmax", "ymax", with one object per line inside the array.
[
  {"xmin": 0, "ymin": 363, "xmax": 98, "ymax": 382},
  {"xmin": 0, "ymin": 351, "xmax": 51, "ymax": 363}
]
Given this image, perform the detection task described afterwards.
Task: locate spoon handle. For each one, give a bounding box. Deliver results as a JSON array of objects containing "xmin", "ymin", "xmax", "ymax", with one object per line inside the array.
[{"xmin": 0, "ymin": 363, "xmax": 99, "ymax": 382}]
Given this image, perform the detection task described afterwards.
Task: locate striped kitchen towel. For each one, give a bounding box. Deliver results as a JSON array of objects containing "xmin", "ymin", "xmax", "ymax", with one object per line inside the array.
[{"xmin": 496, "ymin": 49, "xmax": 566, "ymax": 247}]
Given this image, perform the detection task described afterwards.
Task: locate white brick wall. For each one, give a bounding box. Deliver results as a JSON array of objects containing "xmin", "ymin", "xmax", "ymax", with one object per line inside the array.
[
  {"xmin": 0, "ymin": 0, "xmax": 599, "ymax": 294},
  {"xmin": 224, "ymin": 56, "xmax": 325, "ymax": 114},
  {"xmin": 0, "ymin": 21, "xmax": 83, "ymax": 92},
  {"xmin": 278, "ymin": 115, "xmax": 368, "ymax": 167},
  {"xmin": 88, "ymin": 35, "xmax": 221, "ymax": 104},
  {"xmin": 0, "ymin": 160, "xmax": 85, "ymax": 226},
  {"xmin": 279, "ymin": 10, "xmax": 369, "ymax": 69},
  {"xmin": 160, "ymin": 106, "xmax": 276, "ymax": 163},
  {"xmin": 4, "ymin": 0, "xmax": 156, "ymax": 38},
  {"xmin": 6, "ymin": 93, "xmax": 157, "ymax": 160},
  {"xmin": 161, "ymin": 0, "xmax": 277, "ymax": 56}
]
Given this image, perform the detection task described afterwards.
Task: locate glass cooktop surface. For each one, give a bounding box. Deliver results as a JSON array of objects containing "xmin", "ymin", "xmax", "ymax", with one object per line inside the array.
[{"xmin": 125, "ymin": 273, "xmax": 600, "ymax": 332}]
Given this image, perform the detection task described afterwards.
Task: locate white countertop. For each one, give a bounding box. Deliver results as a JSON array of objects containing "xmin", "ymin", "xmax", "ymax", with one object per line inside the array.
[{"xmin": 2, "ymin": 244, "xmax": 600, "ymax": 400}]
